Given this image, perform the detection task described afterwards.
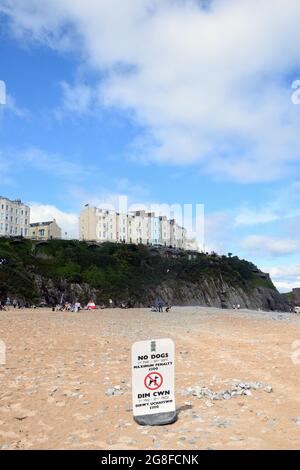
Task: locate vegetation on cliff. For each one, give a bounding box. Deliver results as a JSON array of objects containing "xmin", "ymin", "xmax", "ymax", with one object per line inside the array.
[{"xmin": 0, "ymin": 237, "xmax": 277, "ymax": 306}]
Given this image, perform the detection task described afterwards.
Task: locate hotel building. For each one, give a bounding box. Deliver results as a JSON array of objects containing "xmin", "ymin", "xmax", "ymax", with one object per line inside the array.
[{"xmin": 0, "ymin": 196, "xmax": 30, "ymax": 237}]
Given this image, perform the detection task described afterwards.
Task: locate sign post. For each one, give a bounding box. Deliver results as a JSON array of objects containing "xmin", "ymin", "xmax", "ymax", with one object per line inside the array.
[{"xmin": 131, "ymin": 338, "xmax": 177, "ymax": 426}]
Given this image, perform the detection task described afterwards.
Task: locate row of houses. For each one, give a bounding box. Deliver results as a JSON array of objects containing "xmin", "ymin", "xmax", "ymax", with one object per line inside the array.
[
  {"xmin": 0, "ymin": 196, "xmax": 61, "ymax": 240},
  {"xmin": 0, "ymin": 196, "xmax": 198, "ymax": 250},
  {"xmin": 79, "ymin": 205, "xmax": 195, "ymax": 249}
]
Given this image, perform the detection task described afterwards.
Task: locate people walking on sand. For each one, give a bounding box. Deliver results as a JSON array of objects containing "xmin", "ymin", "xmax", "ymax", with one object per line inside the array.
[
  {"xmin": 5, "ymin": 297, "xmax": 11, "ymax": 310},
  {"xmin": 12, "ymin": 298, "xmax": 18, "ymax": 309},
  {"xmin": 158, "ymin": 299, "xmax": 164, "ymax": 313}
]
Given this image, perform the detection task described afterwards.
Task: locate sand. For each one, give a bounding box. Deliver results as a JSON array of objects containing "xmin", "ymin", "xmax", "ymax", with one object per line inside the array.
[{"xmin": 0, "ymin": 306, "xmax": 300, "ymax": 450}]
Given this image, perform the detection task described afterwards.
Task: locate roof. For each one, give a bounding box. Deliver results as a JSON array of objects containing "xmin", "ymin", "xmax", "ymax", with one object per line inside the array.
[
  {"xmin": 30, "ymin": 221, "xmax": 54, "ymax": 227},
  {"xmin": 0, "ymin": 196, "xmax": 29, "ymax": 206}
]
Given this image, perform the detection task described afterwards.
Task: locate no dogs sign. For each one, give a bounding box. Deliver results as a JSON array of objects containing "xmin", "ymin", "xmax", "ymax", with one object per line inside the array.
[{"xmin": 131, "ymin": 338, "xmax": 176, "ymax": 424}]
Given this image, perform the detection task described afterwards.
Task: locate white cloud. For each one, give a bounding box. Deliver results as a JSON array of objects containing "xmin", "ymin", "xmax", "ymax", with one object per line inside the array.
[
  {"xmin": 20, "ymin": 147, "xmax": 91, "ymax": 181},
  {"xmin": 264, "ymin": 264, "xmax": 300, "ymax": 292},
  {"xmin": 0, "ymin": 80, "xmax": 6, "ymax": 105},
  {"xmin": 56, "ymin": 81, "xmax": 97, "ymax": 117},
  {"xmin": 0, "ymin": 90, "xmax": 29, "ymax": 119},
  {"xmin": 2, "ymin": 1, "xmax": 300, "ymax": 181},
  {"xmin": 29, "ymin": 203, "xmax": 78, "ymax": 238},
  {"xmin": 273, "ymin": 280, "xmax": 299, "ymax": 292},
  {"xmin": 234, "ymin": 182, "xmax": 300, "ymax": 227},
  {"xmin": 241, "ymin": 235, "xmax": 300, "ymax": 257}
]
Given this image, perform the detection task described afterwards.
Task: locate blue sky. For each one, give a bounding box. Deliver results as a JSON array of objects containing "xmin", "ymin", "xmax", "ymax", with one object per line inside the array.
[{"xmin": 1, "ymin": 0, "xmax": 300, "ymax": 292}]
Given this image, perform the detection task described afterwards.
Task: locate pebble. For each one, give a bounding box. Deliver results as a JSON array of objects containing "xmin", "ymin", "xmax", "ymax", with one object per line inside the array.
[
  {"xmin": 292, "ymin": 417, "xmax": 300, "ymax": 427},
  {"xmin": 105, "ymin": 386, "xmax": 124, "ymax": 396},
  {"xmin": 188, "ymin": 437, "xmax": 197, "ymax": 445},
  {"xmin": 183, "ymin": 380, "xmax": 273, "ymax": 401}
]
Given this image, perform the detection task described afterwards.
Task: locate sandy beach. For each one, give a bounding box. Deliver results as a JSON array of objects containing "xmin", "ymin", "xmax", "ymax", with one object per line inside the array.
[{"xmin": 0, "ymin": 306, "xmax": 300, "ymax": 450}]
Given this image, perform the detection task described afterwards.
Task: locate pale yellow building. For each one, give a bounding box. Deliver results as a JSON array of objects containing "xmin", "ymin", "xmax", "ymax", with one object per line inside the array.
[
  {"xmin": 79, "ymin": 205, "xmax": 97, "ymax": 240},
  {"xmin": 30, "ymin": 219, "xmax": 62, "ymax": 240}
]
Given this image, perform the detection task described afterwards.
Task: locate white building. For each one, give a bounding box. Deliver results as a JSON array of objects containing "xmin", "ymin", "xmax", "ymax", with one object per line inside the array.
[
  {"xmin": 0, "ymin": 196, "xmax": 30, "ymax": 237},
  {"xmin": 79, "ymin": 205, "xmax": 188, "ymax": 248},
  {"xmin": 159, "ymin": 216, "xmax": 171, "ymax": 246},
  {"xmin": 129, "ymin": 210, "xmax": 151, "ymax": 245},
  {"xmin": 97, "ymin": 209, "xmax": 117, "ymax": 242},
  {"xmin": 170, "ymin": 219, "xmax": 186, "ymax": 249},
  {"xmin": 117, "ymin": 212, "xmax": 128, "ymax": 243}
]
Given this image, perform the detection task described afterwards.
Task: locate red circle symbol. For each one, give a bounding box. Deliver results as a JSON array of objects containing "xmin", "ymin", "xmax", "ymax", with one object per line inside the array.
[{"xmin": 144, "ymin": 372, "xmax": 163, "ymax": 390}]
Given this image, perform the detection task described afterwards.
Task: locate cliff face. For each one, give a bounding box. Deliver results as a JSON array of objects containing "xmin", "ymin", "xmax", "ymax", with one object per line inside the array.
[
  {"xmin": 282, "ymin": 288, "xmax": 300, "ymax": 307},
  {"xmin": 33, "ymin": 276, "xmax": 288, "ymax": 311},
  {"xmin": 0, "ymin": 238, "xmax": 290, "ymax": 311},
  {"xmin": 150, "ymin": 279, "xmax": 289, "ymax": 311}
]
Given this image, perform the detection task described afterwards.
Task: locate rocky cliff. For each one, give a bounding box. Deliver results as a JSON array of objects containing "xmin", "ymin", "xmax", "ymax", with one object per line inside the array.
[
  {"xmin": 33, "ymin": 274, "xmax": 288, "ymax": 311},
  {"xmin": 282, "ymin": 288, "xmax": 300, "ymax": 307}
]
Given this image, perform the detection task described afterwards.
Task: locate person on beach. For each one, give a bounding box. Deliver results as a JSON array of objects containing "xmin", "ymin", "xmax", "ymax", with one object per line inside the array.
[
  {"xmin": 158, "ymin": 299, "xmax": 164, "ymax": 313},
  {"xmin": 5, "ymin": 297, "xmax": 11, "ymax": 310},
  {"xmin": 165, "ymin": 304, "xmax": 172, "ymax": 312}
]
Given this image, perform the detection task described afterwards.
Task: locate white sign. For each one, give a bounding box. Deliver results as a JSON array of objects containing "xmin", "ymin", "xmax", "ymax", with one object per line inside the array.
[
  {"xmin": 131, "ymin": 338, "xmax": 175, "ymax": 417},
  {"xmin": 0, "ymin": 80, "xmax": 6, "ymax": 105}
]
